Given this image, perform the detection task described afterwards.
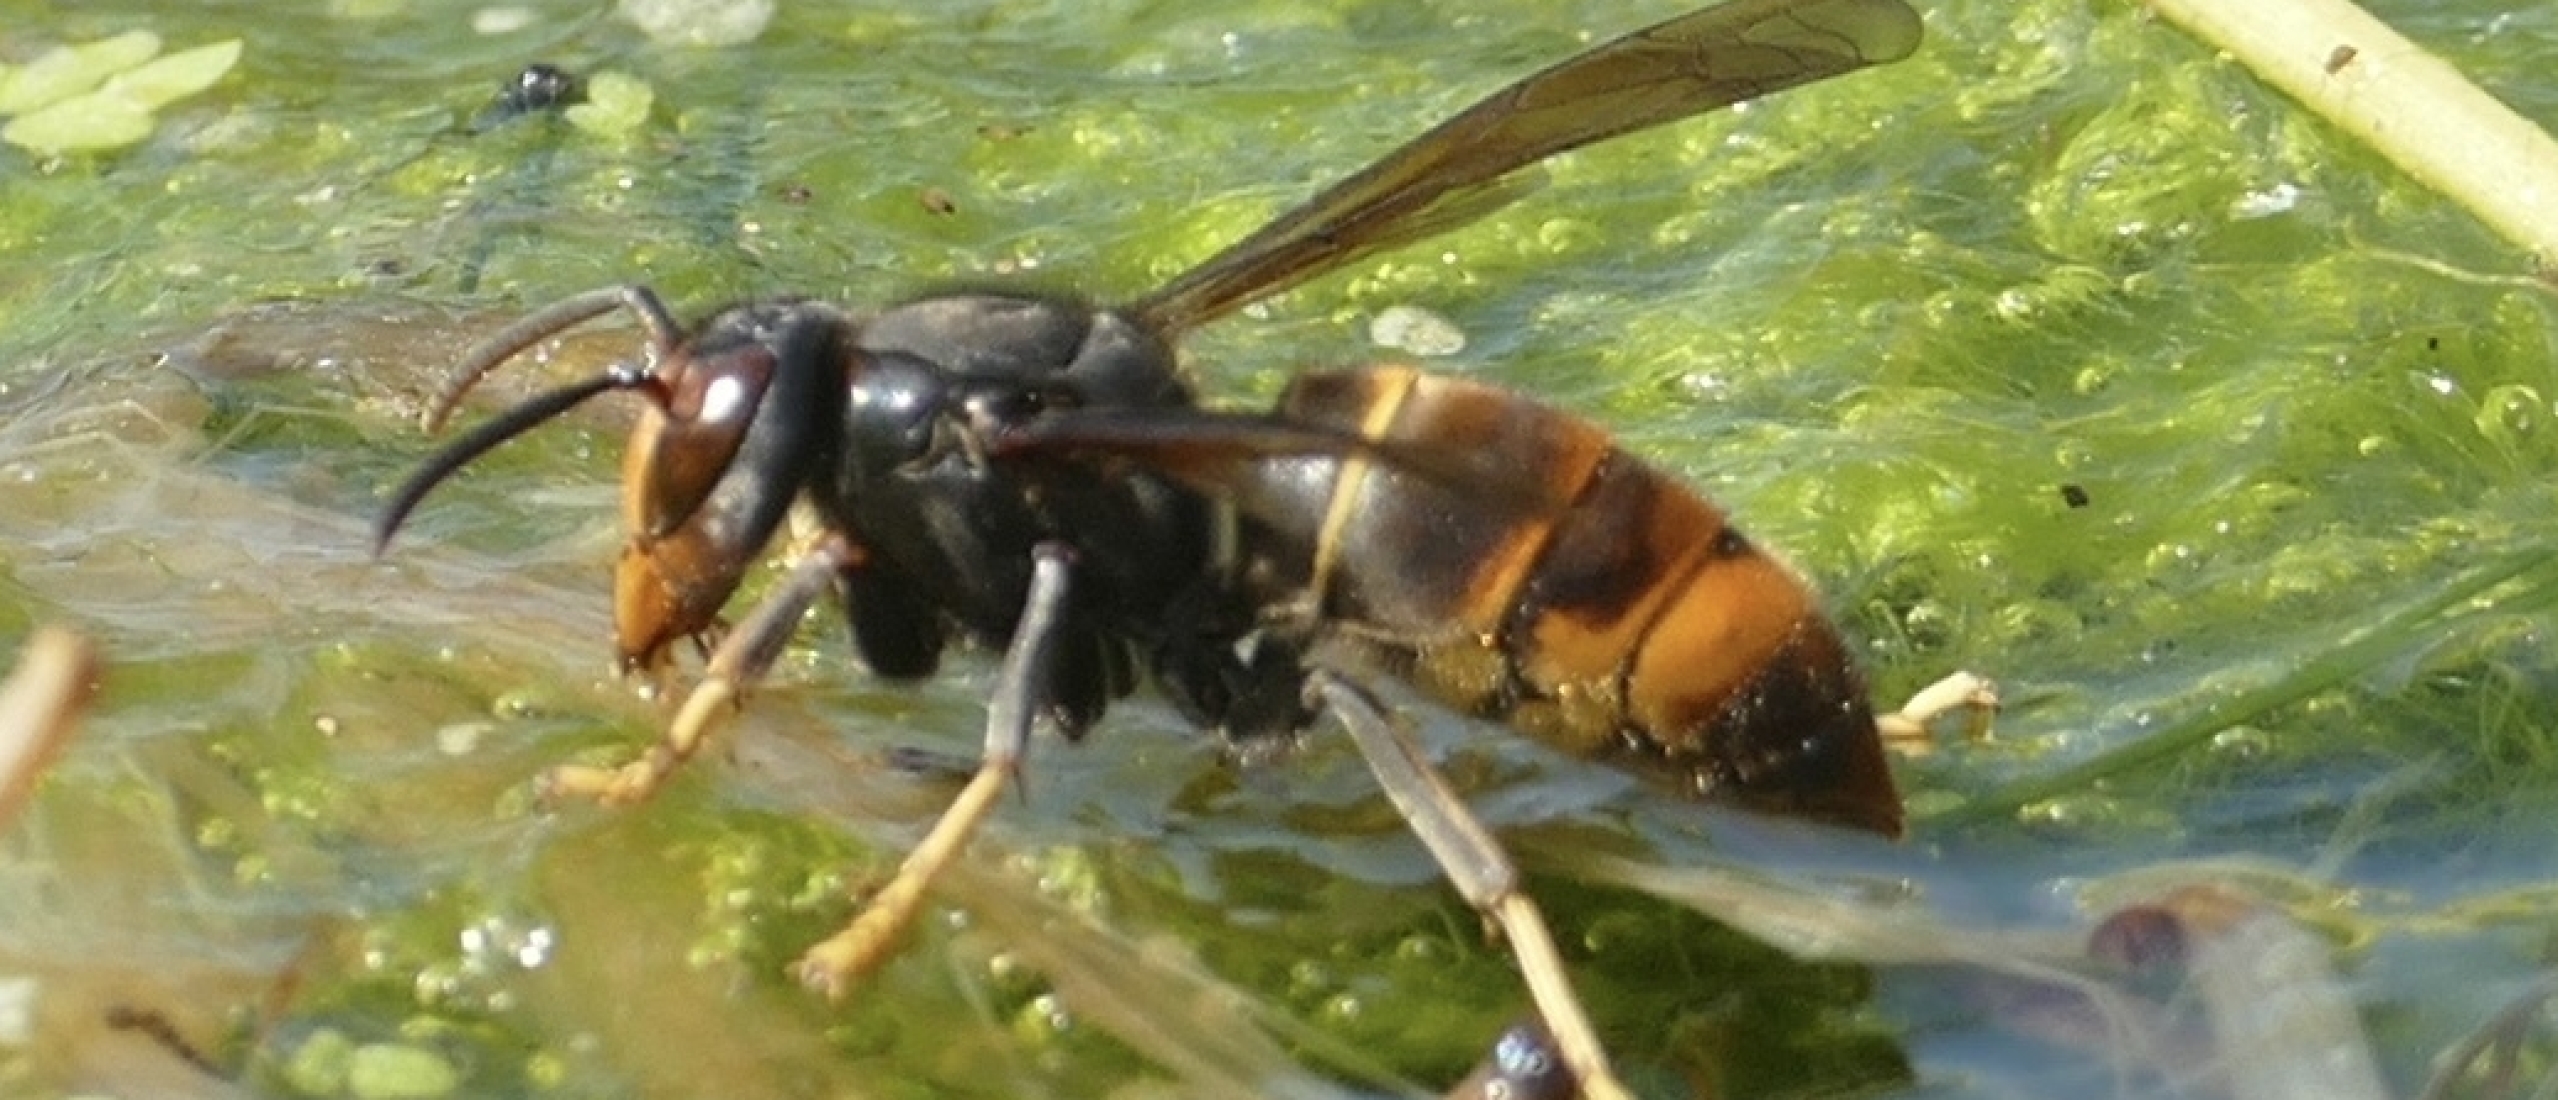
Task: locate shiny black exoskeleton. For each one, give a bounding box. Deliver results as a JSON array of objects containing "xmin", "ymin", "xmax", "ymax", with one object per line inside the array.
[
  {"xmin": 376, "ymin": 286, "xmax": 1312, "ymax": 743},
  {"xmin": 785, "ymin": 293, "xmax": 1308, "ymax": 736},
  {"xmin": 373, "ymin": 3, "xmax": 1939, "ymax": 1093}
]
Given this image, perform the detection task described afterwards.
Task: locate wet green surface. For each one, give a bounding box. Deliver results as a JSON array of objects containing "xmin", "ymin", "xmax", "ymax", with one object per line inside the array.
[{"xmin": 4, "ymin": 0, "xmax": 2558, "ymax": 1097}]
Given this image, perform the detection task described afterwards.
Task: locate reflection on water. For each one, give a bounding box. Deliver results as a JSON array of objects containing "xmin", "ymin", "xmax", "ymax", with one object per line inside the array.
[{"xmin": 0, "ymin": 294, "xmax": 2548, "ymax": 1099}]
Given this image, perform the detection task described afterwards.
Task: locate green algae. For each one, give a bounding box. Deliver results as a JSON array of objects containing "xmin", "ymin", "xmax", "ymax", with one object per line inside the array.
[{"xmin": 3, "ymin": 0, "xmax": 2558, "ymax": 1097}]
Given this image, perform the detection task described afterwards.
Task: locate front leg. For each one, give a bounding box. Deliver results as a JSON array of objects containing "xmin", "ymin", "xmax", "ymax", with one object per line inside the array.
[{"xmin": 546, "ymin": 533, "xmax": 863, "ymax": 806}]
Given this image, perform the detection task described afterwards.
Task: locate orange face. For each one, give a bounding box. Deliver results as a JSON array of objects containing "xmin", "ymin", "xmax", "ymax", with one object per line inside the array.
[
  {"xmin": 613, "ymin": 410, "xmax": 751, "ymax": 671},
  {"xmin": 607, "ymin": 329, "xmax": 803, "ymax": 672}
]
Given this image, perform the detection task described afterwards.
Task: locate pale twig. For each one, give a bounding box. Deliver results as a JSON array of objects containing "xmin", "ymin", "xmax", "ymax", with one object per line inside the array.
[{"xmin": 2143, "ymin": 0, "xmax": 2558, "ymax": 266}]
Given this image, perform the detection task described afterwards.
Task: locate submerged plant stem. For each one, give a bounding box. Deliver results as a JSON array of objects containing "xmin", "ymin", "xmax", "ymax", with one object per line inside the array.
[
  {"xmin": 0, "ymin": 626, "xmax": 97, "ymax": 830},
  {"xmin": 1939, "ymin": 545, "xmax": 2558, "ymax": 827},
  {"xmin": 2142, "ymin": 0, "xmax": 2558, "ymax": 265}
]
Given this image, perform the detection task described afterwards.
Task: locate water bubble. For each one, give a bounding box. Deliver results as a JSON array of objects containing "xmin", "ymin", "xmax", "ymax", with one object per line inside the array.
[
  {"xmin": 2473, "ymin": 383, "xmax": 2542, "ymax": 444},
  {"xmin": 2210, "ymin": 724, "xmax": 2271, "ymax": 759},
  {"xmin": 2230, "ymin": 182, "xmax": 2301, "ymax": 219}
]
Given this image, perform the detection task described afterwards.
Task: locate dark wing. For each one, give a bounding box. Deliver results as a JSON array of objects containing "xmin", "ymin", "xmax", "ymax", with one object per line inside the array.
[
  {"xmin": 1125, "ymin": 0, "xmax": 1922, "ymax": 337},
  {"xmin": 997, "ymin": 406, "xmax": 1578, "ymax": 518}
]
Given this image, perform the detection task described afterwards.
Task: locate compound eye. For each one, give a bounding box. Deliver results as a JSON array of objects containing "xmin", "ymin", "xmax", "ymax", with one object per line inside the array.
[{"xmin": 627, "ymin": 343, "xmax": 773, "ymax": 539}]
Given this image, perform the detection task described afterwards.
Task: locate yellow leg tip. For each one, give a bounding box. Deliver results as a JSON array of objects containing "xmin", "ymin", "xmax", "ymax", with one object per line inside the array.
[
  {"xmin": 1879, "ymin": 670, "xmax": 2001, "ymax": 754},
  {"xmin": 538, "ymin": 755, "xmax": 668, "ymax": 807},
  {"xmin": 791, "ymin": 920, "xmax": 898, "ymax": 1001}
]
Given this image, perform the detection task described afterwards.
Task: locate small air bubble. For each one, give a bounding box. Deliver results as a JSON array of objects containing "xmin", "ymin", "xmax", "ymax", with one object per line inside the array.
[
  {"xmin": 2475, "ymin": 383, "xmax": 2542, "ymax": 442},
  {"xmin": 2231, "ymin": 182, "xmax": 2301, "ymax": 219},
  {"xmin": 435, "ymin": 722, "xmax": 489, "ymax": 756}
]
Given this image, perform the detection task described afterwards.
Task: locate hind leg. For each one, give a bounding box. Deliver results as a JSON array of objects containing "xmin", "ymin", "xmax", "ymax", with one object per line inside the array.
[{"xmin": 1307, "ymin": 670, "xmax": 1636, "ymax": 1100}]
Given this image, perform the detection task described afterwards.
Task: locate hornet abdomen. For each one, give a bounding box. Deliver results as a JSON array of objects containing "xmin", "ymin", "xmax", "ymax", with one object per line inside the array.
[{"xmin": 1219, "ymin": 367, "xmax": 1901, "ymax": 835}]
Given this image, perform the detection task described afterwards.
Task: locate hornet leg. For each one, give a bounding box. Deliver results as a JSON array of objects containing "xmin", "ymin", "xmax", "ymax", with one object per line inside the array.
[
  {"xmin": 793, "ymin": 542, "xmax": 1073, "ymax": 997},
  {"xmin": 1306, "ymin": 670, "xmax": 1636, "ymax": 1100},
  {"xmin": 1875, "ymin": 670, "xmax": 1999, "ymax": 755},
  {"xmin": 546, "ymin": 533, "xmax": 863, "ymax": 805}
]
